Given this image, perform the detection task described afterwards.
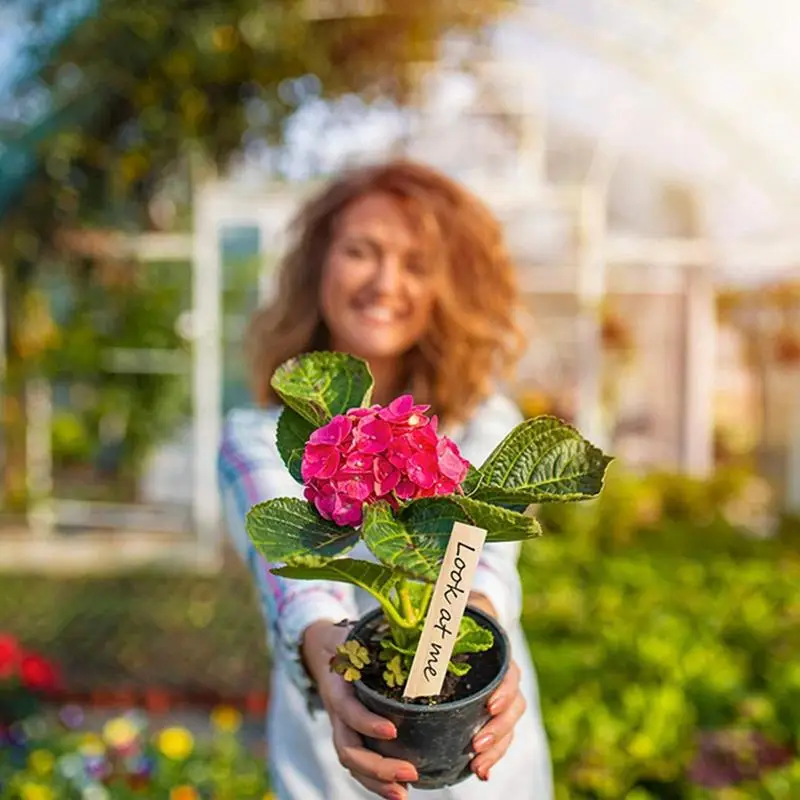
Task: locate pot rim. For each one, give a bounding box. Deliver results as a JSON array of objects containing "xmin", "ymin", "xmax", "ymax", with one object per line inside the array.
[{"xmin": 350, "ymin": 604, "xmax": 510, "ymax": 715}]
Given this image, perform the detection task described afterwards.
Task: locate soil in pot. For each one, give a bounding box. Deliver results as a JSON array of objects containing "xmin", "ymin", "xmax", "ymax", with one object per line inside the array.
[{"xmin": 347, "ymin": 605, "xmax": 509, "ymax": 790}]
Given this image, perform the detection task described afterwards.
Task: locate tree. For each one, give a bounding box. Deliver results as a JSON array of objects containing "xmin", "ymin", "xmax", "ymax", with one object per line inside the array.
[{"xmin": 0, "ymin": 0, "xmax": 513, "ymax": 509}]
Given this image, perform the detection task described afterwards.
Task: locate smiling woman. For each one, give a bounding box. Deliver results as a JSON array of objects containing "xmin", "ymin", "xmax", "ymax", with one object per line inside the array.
[
  {"xmin": 245, "ymin": 160, "xmax": 524, "ymax": 424},
  {"xmin": 320, "ymin": 193, "xmax": 440, "ymax": 382},
  {"xmin": 219, "ymin": 159, "xmax": 553, "ymax": 800}
]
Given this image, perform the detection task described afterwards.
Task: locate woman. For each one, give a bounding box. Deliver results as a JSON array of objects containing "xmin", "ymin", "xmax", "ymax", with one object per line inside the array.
[{"xmin": 218, "ymin": 160, "xmax": 553, "ymax": 800}]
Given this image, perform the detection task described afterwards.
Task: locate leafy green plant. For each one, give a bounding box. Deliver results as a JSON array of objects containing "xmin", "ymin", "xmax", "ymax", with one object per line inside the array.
[
  {"xmin": 245, "ymin": 351, "xmax": 612, "ymax": 693},
  {"xmin": 520, "ymin": 506, "xmax": 800, "ymax": 798}
]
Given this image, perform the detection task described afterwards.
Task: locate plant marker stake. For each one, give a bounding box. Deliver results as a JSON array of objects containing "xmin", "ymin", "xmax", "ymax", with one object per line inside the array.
[{"xmin": 403, "ymin": 522, "xmax": 487, "ymax": 699}]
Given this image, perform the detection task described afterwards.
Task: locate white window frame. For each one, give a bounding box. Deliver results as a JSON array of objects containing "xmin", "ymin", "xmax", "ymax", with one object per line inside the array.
[{"xmin": 0, "ymin": 183, "xmax": 324, "ymax": 574}]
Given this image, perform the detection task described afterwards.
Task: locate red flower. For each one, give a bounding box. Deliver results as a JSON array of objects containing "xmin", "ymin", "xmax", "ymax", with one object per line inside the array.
[
  {"xmin": 20, "ymin": 652, "xmax": 60, "ymax": 694},
  {"xmin": 0, "ymin": 635, "xmax": 21, "ymax": 680}
]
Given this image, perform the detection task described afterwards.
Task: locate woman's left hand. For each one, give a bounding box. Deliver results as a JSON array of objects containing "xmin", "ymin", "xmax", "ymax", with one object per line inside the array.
[{"xmin": 467, "ymin": 593, "xmax": 527, "ymax": 782}]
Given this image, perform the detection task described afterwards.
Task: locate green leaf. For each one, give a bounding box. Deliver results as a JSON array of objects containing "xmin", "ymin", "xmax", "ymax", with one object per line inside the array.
[
  {"xmin": 447, "ymin": 660, "xmax": 471, "ymax": 677},
  {"xmin": 380, "ymin": 638, "xmax": 417, "ymax": 657},
  {"xmin": 337, "ymin": 640, "xmax": 370, "ymax": 669},
  {"xmin": 331, "ymin": 656, "xmax": 364, "ymax": 682},
  {"xmin": 271, "ymin": 558, "xmax": 400, "ymax": 607},
  {"xmin": 246, "ymin": 498, "xmax": 358, "ymax": 566},
  {"xmin": 453, "ymin": 615, "xmax": 494, "ymax": 655},
  {"xmin": 404, "ymin": 579, "xmax": 432, "ymax": 612},
  {"xmin": 400, "ymin": 495, "xmax": 542, "ymax": 543},
  {"xmin": 462, "ymin": 464, "xmax": 482, "ymax": 495},
  {"xmin": 275, "ymin": 406, "xmax": 316, "ymax": 482},
  {"xmin": 362, "ymin": 501, "xmax": 448, "ymax": 582},
  {"xmin": 383, "ymin": 655, "xmax": 408, "ymax": 688},
  {"xmin": 472, "ymin": 416, "xmax": 613, "ymax": 505},
  {"xmin": 271, "ymin": 351, "xmax": 374, "ymax": 428}
]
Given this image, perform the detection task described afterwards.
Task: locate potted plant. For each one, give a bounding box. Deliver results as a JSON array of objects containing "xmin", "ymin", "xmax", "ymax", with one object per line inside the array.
[{"xmin": 245, "ymin": 352, "xmax": 612, "ymax": 789}]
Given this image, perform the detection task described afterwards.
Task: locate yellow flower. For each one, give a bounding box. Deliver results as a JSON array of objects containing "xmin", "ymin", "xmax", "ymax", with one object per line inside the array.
[
  {"xmin": 170, "ymin": 787, "xmax": 199, "ymax": 800},
  {"xmin": 263, "ymin": 794, "xmax": 276, "ymax": 800},
  {"xmin": 28, "ymin": 749, "xmax": 55, "ymax": 776},
  {"xmin": 20, "ymin": 784, "xmax": 54, "ymax": 800},
  {"xmin": 210, "ymin": 705, "xmax": 242, "ymax": 734},
  {"xmin": 82, "ymin": 787, "xmax": 110, "ymax": 800},
  {"xmin": 157, "ymin": 726, "xmax": 194, "ymax": 760},
  {"xmin": 78, "ymin": 733, "xmax": 105, "ymax": 757},
  {"xmin": 102, "ymin": 717, "xmax": 138, "ymax": 749}
]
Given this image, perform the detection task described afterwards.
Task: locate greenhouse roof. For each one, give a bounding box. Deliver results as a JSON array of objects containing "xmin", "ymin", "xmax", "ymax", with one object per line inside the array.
[
  {"xmin": 1, "ymin": 0, "xmax": 798, "ymax": 255},
  {"xmin": 497, "ymin": 0, "xmax": 800, "ymax": 240}
]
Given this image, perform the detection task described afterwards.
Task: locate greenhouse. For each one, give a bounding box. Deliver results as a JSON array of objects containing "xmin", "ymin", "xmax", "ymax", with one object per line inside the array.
[{"xmin": 0, "ymin": 1, "xmax": 798, "ymax": 797}]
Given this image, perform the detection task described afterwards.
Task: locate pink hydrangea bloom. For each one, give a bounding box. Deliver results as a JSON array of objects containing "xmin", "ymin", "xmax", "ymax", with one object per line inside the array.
[{"xmin": 300, "ymin": 394, "xmax": 470, "ymax": 526}]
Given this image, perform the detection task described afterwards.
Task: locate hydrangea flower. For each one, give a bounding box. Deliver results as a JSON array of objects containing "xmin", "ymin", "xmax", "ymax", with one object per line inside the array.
[{"xmin": 301, "ymin": 394, "xmax": 470, "ymax": 527}]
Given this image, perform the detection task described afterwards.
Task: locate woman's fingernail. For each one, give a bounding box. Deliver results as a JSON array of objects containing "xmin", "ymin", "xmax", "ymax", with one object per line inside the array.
[
  {"xmin": 376, "ymin": 723, "xmax": 396, "ymax": 738},
  {"xmin": 474, "ymin": 732, "xmax": 494, "ymax": 752},
  {"xmin": 387, "ymin": 791, "xmax": 404, "ymax": 800},
  {"xmin": 395, "ymin": 767, "xmax": 418, "ymax": 782},
  {"xmin": 487, "ymin": 696, "xmax": 503, "ymax": 715}
]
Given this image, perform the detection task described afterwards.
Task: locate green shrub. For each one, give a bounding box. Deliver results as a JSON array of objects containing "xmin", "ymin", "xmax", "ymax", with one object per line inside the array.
[{"xmin": 522, "ymin": 469, "xmax": 799, "ymax": 798}]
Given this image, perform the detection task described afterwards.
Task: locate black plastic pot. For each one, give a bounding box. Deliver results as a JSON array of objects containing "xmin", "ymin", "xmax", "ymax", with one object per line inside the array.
[{"xmin": 348, "ymin": 605, "xmax": 509, "ymax": 790}]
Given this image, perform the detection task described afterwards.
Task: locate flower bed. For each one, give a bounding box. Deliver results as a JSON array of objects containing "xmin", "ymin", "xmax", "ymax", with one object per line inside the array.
[{"xmin": 0, "ymin": 706, "xmax": 272, "ymax": 800}]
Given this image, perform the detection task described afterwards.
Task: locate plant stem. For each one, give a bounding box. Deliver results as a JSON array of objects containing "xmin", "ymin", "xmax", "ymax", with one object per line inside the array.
[
  {"xmin": 420, "ymin": 582, "xmax": 433, "ymax": 617},
  {"xmin": 380, "ymin": 597, "xmax": 412, "ymax": 630},
  {"xmin": 398, "ymin": 579, "xmax": 415, "ymax": 623}
]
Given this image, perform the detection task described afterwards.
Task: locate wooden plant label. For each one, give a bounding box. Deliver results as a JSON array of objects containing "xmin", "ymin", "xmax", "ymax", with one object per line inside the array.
[{"xmin": 403, "ymin": 522, "xmax": 487, "ymax": 699}]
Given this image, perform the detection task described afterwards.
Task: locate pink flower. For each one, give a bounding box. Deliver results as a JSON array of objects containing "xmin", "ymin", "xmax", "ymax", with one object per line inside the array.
[
  {"xmin": 301, "ymin": 444, "xmax": 340, "ymax": 480},
  {"xmin": 407, "ymin": 451, "xmax": 439, "ymax": 488},
  {"xmin": 437, "ymin": 438, "xmax": 469, "ymax": 483},
  {"xmin": 373, "ymin": 457, "xmax": 400, "ymax": 496},
  {"xmin": 378, "ymin": 394, "xmax": 430, "ymax": 425},
  {"xmin": 354, "ymin": 417, "xmax": 392, "ymax": 454},
  {"xmin": 309, "ymin": 415, "xmax": 352, "ymax": 445},
  {"xmin": 300, "ymin": 395, "xmax": 471, "ymax": 526}
]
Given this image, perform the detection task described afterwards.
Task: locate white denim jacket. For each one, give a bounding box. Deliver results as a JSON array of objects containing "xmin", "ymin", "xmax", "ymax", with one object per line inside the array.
[{"xmin": 218, "ymin": 394, "xmax": 554, "ymax": 800}]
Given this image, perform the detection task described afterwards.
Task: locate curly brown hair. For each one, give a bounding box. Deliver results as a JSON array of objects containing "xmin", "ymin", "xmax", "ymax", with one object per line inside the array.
[{"xmin": 246, "ymin": 159, "xmax": 524, "ymax": 427}]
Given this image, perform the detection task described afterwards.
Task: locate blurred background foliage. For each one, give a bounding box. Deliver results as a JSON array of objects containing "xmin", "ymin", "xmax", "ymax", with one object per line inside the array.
[
  {"xmin": 0, "ymin": 0, "xmax": 510, "ymax": 507},
  {"xmin": 1, "ymin": 0, "xmax": 506, "ymax": 236},
  {"xmin": 44, "ymin": 261, "xmax": 188, "ymax": 502}
]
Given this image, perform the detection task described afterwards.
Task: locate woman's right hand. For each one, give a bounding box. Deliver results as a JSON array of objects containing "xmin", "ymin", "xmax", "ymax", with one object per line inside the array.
[{"xmin": 302, "ymin": 620, "xmax": 419, "ymax": 800}]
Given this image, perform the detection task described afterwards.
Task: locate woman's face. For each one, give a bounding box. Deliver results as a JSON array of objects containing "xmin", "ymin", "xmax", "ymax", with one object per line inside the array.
[{"xmin": 320, "ymin": 192, "xmax": 440, "ymax": 362}]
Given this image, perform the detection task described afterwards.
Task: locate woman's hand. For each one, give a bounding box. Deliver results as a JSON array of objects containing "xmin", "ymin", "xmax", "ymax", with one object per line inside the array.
[
  {"xmin": 302, "ymin": 620, "xmax": 419, "ymax": 800},
  {"xmin": 468, "ymin": 593, "xmax": 527, "ymax": 782}
]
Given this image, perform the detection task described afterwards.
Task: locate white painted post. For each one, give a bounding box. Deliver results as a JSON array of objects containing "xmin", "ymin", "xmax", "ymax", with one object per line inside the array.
[
  {"xmin": 25, "ymin": 378, "xmax": 55, "ymax": 537},
  {"xmin": 786, "ymin": 382, "xmax": 800, "ymax": 513},
  {"xmin": 575, "ymin": 184, "xmax": 608, "ymax": 450},
  {"xmin": 191, "ymin": 185, "xmax": 223, "ymax": 568},
  {"xmin": 681, "ymin": 264, "xmax": 715, "ymax": 476}
]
